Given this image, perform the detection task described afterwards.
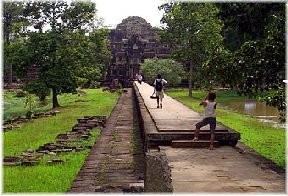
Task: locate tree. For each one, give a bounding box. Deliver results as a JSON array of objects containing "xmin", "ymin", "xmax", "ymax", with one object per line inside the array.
[
  {"xmin": 208, "ymin": 3, "xmax": 286, "ymax": 121},
  {"xmin": 216, "ymin": 3, "xmax": 284, "ymax": 51},
  {"xmin": 236, "ymin": 5, "xmax": 286, "ymax": 121},
  {"xmin": 4, "ymin": 40, "xmax": 30, "ymax": 79},
  {"xmin": 3, "ymin": 2, "xmax": 29, "ymax": 87},
  {"xmin": 24, "ymin": 29, "xmax": 110, "ymax": 108},
  {"xmin": 259, "ymin": 89, "xmax": 285, "ymax": 122},
  {"xmin": 12, "ymin": 1, "xmax": 111, "ymax": 108},
  {"xmin": 203, "ymin": 48, "xmax": 239, "ymax": 89},
  {"xmin": 140, "ymin": 58, "xmax": 184, "ymax": 86},
  {"xmin": 159, "ymin": 3, "xmax": 223, "ymax": 97}
]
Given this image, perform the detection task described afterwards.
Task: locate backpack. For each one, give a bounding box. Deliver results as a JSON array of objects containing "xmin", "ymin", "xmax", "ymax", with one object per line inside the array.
[{"xmin": 155, "ymin": 79, "xmax": 163, "ymax": 91}]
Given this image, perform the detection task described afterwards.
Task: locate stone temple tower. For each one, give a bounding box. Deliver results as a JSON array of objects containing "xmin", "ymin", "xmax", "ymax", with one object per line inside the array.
[{"xmin": 106, "ymin": 16, "xmax": 171, "ymax": 87}]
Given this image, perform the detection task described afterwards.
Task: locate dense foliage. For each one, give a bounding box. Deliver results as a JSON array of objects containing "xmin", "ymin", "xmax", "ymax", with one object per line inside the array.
[
  {"xmin": 159, "ymin": 2, "xmax": 286, "ymax": 121},
  {"xmin": 140, "ymin": 58, "xmax": 184, "ymax": 86},
  {"xmin": 212, "ymin": 3, "xmax": 286, "ymax": 121},
  {"xmin": 3, "ymin": 2, "xmax": 111, "ymax": 108},
  {"xmin": 259, "ymin": 88, "xmax": 286, "ymax": 122},
  {"xmin": 159, "ymin": 2, "xmax": 223, "ymax": 96}
]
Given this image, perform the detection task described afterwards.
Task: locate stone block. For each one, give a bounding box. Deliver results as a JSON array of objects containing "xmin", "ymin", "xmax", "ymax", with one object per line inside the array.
[
  {"xmin": 21, "ymin": 161, "xmax": 37, "ymax": 166},
  {"xmin": 81, "ymin": 135, "xmax": 90, "ymax": 139},
  {"xmin": 75, "ymin": 146, "xmax": 85, "ymax": 151},
  {"xmin": 3, "ymin": 162, "xmax": 20, "ymax": 166},
  {"xmin": 171, "ymin": 140, "xmax": 219, "ymax": 148},
  {"xmin": 77, "ymin": 118, "xmax": 89, "ymax": 123},
  {"xmin": 4, "ymin": 156, "xmax": 21, "ymax": 162},
  {"xmin": 145, "ymin": 151, "xmax": 173, "ymax": 192},
  {"xmin": 36, "ymin": 150, "xmax": 50, "ymax": 154},
  {"xmin": 72, "ymin": 127, "xmax": 88, "ymax": 132},
  {"xmin": 51, "ymin": 149, "xmax": 73, "ymax": 153},
  {"xmin": 46, "ymin": 158, "xmax": 67, "ymax": 165},
  {"xmin": 22, "ymin": 149, "xmax": 35, "ymax": 153}
]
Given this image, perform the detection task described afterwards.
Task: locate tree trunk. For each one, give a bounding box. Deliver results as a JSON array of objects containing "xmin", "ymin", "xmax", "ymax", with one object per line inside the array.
[
  {"xmin": 52, "ymin": 87, "xmax": 60, "ymax": 108},
  {"xmin": 8, "ymin": 63, "xmax": 13, "ymax": 88},
  {"xmin": 188, "ymin": 61, "xmax": 193, "ymax": 97}
]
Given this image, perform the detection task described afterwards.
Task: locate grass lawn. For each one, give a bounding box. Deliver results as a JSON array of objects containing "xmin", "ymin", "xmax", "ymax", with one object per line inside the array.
[
  {"xmin": 3, "ymin": 89, "xmax": 119, "ymax": 193},
  {"xmin": 166, "ymin": 89, "xmax": 285, "ymax": 169},
  {"xmin": 4, "ymin": 91, "xmax": 51, "ymax": 121}
]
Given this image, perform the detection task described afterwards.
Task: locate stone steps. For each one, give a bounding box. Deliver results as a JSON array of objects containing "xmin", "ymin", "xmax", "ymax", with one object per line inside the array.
[
  {"xmin": 171, "ymin": 140, "xmax": 219, "ymax": 148},
  {"xmin": 158, "ymin": 129, "xmax": 228, "ymax": 133},
  {"xmin": 147, "ymin": 131, "xmax": 239, "ymax": 147}
]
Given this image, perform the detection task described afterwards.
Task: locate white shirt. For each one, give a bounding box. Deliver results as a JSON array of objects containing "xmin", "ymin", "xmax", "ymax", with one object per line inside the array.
[
  {"xmin": 138, "ymin": 75, "xmax": 143, "ymax": 80},
  {"xmin": 204, "ymin": 101, "xmax": 216, "ymax": 118},
  {"xmin": 153, "ymin": 78, "xmax": 167, "ymax": 86}
]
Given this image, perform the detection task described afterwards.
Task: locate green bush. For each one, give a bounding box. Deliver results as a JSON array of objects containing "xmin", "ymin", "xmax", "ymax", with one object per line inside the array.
[
  {"xmin": 140, "ymin": 58, "xmax": 184, "ymax": 86},
  {"xmin": 23, "ymin": 80, "xmax": 50, "ymax": 102}
]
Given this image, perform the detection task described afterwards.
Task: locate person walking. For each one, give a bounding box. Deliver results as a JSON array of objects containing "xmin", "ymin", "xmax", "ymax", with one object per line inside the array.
[
  {"xmin": 153, "ymin": 74, "xmax": 167, "ymax": 108},
  {"xmin": 193, "ymin": 92, "xmax": 217, "ymax": 150},
  {"xmin": 137, "ymin": 74, "xmax": 143, "ymax": 84}
]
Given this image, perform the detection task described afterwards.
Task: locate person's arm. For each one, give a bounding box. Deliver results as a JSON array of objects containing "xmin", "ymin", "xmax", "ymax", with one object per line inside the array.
[
  {"xmin": 199, "ymin": 101, "xmax": 207, "ymax": 107},
  {"xmin": 214, "ymin": 102, "xmax": 217, "ymax": 109},
  {"xmin": 163, "ymin": 79, "xmax": 168, "ymax": 86},
  {"xmin": 199, "ymin": 96, "xmax": 208, "ymax": 106}
]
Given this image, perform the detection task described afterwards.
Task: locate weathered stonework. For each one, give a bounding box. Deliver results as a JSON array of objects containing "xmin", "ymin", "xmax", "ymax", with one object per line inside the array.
[
  {"xmin": 144, "ymin": 151, "xmax": 173, "ymax": 192},
  {"xmin": 106, "ymin": 16, "xmax": 171, "ymax": 87}
]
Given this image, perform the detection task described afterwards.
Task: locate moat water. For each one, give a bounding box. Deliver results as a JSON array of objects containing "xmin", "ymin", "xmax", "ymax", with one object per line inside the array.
[{"xmin": 218, "ymin": 100, "xmax": 285, "ymax": 129}]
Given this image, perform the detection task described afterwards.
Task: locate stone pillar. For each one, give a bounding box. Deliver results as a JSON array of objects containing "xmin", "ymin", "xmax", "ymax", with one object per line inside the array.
[{"xmin": 144, "ymin": 151, "xmax": 173, "ymax": 192}]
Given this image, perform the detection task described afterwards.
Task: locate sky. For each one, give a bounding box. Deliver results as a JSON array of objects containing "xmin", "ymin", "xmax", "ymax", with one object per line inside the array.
[{"xmin": 91, "ymin": 0, "xmax": 168, "ymax": 28}]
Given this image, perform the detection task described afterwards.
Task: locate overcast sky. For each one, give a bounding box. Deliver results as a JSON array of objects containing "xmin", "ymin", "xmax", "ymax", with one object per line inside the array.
[{"xmin": 92, "ymin": 0, "xmax": 168, "ymax": 28}]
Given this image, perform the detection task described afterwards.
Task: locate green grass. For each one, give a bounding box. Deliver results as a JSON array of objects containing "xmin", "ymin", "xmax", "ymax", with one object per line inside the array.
[
  {"xmin": 167, "ymin": 88, "xmax": 251, "ymax": 101},
  {"xmin": 4, "ymin": 92, "xmax": 50, "ymax": 121},
  {"xmin": 4, "ymin": 130, "xmax": 100, "ymax": 193},
  {"xmin": 166, "ymin": 90, "xmax": 285, "ymax": 169},
  {"xmin": 3, "ymin": 89, "xmax": 119, "ymax": 193},
  {"xmin": 4, "ymin": 89, "xmax": 118, "ymax": 121}
]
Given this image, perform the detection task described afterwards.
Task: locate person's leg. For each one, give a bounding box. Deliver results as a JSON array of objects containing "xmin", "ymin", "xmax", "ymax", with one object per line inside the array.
[
  {"xmin": 156, "ymin": 97, "xmax": 159, "ymax": 108},
  {"xmin": 194, "ymin": 118, "xmax": 208, "ymax": 141},
  {"xmin": 209, "ymin": 133, "xmax": 215, "ymax": 150},
  {"xmin": 193, "ymin": 127, "xmax": 200, "ymax": 141},
  {"xmin": 156, "ymin": 91, "xmax": 160, "ymax": 108},
  {"xmin": 209, "ymin": 118, "xmax": 216, "ymax": 150},
  {"xmin": 160, "ymin": 91, "xmax": 164, "ymax": 108}
]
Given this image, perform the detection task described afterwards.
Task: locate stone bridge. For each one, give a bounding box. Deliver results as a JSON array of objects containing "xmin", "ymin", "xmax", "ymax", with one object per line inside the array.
[
  {"xmin": 69, "ymin": 82, "xmax": 285, "ymax": 193},
  {"xmin": 133, "ymin": 81, "xmax": 285, "ymax": 193}
]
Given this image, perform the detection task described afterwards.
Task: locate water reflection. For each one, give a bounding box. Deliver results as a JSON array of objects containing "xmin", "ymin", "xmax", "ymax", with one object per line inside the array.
[
  {"xmin": 244, "ymin": 102, "xmax": 256, "ymax": 114},
  {"xmin": 218, "ymin": 99, "xmax": 285, "ymax": 129}
]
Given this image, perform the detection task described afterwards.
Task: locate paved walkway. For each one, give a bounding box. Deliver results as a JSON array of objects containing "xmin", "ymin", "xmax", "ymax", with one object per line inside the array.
[
  {"xmin": 68, "ymin": 88, "xmax": 144, "ymax": 193},
  {"xmin": 135, "ymin": 81, "xmax": 285, "ymax": 193},
  {"xmin": 134, "ymin": 82, "xmax": 227, "ymax": 132}
]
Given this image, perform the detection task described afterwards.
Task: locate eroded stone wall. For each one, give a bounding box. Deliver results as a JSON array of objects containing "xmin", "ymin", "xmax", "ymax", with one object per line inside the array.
[{"xmin": 145, "ymin": 151, "xmax": 173, "ymax": 192}]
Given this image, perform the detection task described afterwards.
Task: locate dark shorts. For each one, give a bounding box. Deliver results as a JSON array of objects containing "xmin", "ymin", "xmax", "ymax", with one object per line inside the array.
[{"xmin": 195, "ymin": 117, "xmax": 216, "ymax": 134}]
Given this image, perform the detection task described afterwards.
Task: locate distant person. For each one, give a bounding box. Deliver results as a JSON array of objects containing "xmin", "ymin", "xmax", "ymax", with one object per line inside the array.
[
  {"xmin": 153, "ymin": 74, "xmax": 167, "ymax": 108},
  {"xmin": 137, "ymin": 74, "xmax": 143, "ymax": 84},
  {"xmin": 193, "ymin": 92, "xmax": 217, "ymax": 150}
]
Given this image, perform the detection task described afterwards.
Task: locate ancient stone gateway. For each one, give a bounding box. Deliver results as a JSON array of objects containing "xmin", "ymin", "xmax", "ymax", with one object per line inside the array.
[{"xmin": 106, "ymin": 16, "xmax": 171, "ymax": 87}]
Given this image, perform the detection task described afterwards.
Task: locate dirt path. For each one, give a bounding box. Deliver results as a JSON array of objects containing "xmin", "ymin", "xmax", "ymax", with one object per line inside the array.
[{"xmin": 68, "ymin": 88, "xmax": 144, "ymax": 193}]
